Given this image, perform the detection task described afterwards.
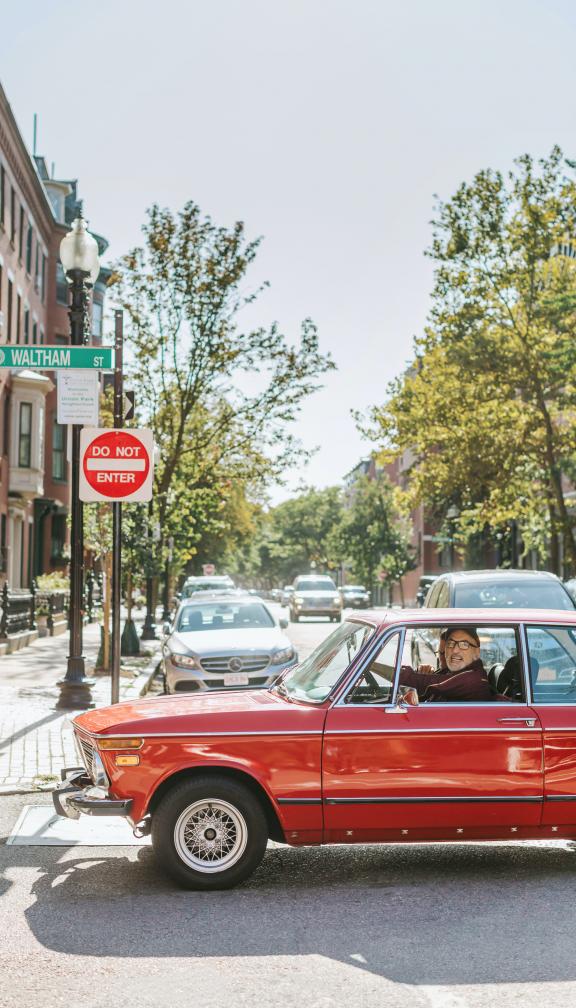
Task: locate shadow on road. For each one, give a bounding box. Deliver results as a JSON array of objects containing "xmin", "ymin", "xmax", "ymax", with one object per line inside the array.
[{"xmin": 3, "ymin": 839, "xmax": 576, "ymax": 984}]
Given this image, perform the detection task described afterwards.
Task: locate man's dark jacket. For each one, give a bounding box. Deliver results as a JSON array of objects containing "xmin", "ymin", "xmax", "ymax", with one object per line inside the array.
[{"xmin": 399, "ymin": 658, "xmax": 492, "ymax": 702}]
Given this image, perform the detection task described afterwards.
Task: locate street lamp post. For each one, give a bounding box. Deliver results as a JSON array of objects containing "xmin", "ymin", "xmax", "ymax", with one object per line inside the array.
[{"xmin": 56, "ymin": 217, "xmax": 100, "ymax": 710}]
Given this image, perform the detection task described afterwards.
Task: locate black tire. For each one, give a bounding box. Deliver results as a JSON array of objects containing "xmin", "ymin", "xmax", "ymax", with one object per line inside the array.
[
  {"xmin": 291, "ymin": 611, "xmax": 299, "ymax": 623},
  {"xmin": 151, "ymin": 775, "xmax": 268, "ymax": 890}
]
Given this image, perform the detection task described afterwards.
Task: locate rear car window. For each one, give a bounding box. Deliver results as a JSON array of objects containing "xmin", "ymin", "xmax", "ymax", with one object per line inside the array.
[{"xmin": 454, "ymin": 582, "xmax": 574, "ymax": 610}]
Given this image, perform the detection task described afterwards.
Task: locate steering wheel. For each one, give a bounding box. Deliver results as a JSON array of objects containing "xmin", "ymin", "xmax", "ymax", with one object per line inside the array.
[{"xmin": 363, "ymin": 669, "xmax": 383, "ymax": 699}]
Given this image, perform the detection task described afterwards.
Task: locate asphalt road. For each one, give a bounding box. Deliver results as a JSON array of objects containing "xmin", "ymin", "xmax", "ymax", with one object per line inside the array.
[
  {"xmin": 2, "ymin": 791, "xmax": 576, "ymax": 1008},
  {"xmin": 3, "ymin": 609, "xmax": 574, "ymax": 1008}
]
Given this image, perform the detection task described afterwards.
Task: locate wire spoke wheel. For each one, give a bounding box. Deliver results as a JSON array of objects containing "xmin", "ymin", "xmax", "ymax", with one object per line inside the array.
[{"xmin": 174, "ymin": 798, "xmax": 248, "ymax": 873}]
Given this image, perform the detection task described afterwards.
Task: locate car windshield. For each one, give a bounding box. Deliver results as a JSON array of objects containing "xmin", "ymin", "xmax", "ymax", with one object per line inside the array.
[
  {"xmin": 344, "ymin": 586, "xmax": 366, "ymax": 592},
  {"xmin": 182, "ymin": 579, "xmax": 233, "ymax": 597},
  {"xmin": 454, "ymin": 581, "xmax": 574, "ymax": 610},
  {"xmin": 294, "ymin": 579, "xmax": 337, "ymax": 592},
  {"xmin": 279, "ymin": 619, "xmax": 375, "ymax": 701},
  {"xmin": 177, "ymin": 602, "xmax": 274, "ymax": 631}
]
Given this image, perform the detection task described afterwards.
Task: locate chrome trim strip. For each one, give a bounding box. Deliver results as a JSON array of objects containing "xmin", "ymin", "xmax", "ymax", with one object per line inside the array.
[
  {"xmin": 277, "ymin": 798, "xmax": 322, "ymax": 805},
  {"xmin": 324, "ymin": 795, "xmax": 543, "ymax": 805},
  {"xmin": 85, "ymin": 730, "xmax": 323, "ymax": 739},
  {"xmin": 324, "ymin": 727, "xmax": 541, "ymax": 734},
  {"xmin": 544, "ymin": 795, "xmax": 576, "ymax": 802}
]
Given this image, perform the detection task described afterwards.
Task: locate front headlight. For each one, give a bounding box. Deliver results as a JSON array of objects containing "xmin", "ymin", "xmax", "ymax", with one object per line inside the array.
[
  {"xmin": 169, "ymin": 652, "xmax": 200, "ymax": 669},
  {"xmin": 271, "ymin": 646, "xmax": 296, "ymax": 665},
  {"xmin": 294, "ymin": 595, "xmax": 304, "ymax": 604},
  {"xmin": 91, "ymin": 750, "xmax": 110, "ymax": 788},
  {"xmin": 332, "ymin": 596, "xmax": 341, "ymax": 605}
]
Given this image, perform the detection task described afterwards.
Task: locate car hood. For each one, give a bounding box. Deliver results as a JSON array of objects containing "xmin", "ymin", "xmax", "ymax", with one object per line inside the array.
[
  {"xmin": 73, "ymin": 687, "xmax": 325, "ymax": 737},
  {"xmin": 167, "ymin": 627, "xmax": 291, "ymax": 655}
]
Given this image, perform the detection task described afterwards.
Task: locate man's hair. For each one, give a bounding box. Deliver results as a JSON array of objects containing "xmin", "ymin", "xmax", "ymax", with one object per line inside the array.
[{"xmin": 443, "ymin": 626, "xmax": 480, "ymax": 647}]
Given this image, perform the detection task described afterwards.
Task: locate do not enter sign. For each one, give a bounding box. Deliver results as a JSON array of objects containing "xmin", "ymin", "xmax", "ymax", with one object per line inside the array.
[{"xmin": 79, "ymin": 428, "xmax": 154, "ymax": 502}]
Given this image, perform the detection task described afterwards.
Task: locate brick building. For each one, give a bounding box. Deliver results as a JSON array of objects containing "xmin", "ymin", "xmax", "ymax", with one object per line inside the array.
[{"xmin": 0, "ymin": 81, "xmax": 108, "ymax": 587}]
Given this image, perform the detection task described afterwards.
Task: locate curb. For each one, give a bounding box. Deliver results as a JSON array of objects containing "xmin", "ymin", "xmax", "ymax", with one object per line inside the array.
[{"xmin": 121, "ymin": 647, "xmax": 163, "ymax": 700}]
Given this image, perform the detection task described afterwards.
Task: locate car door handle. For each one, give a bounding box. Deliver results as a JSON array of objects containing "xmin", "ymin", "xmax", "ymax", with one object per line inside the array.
[{"xmin": 497, "ymin": 717, "xmax": 537, "ymax": 727}]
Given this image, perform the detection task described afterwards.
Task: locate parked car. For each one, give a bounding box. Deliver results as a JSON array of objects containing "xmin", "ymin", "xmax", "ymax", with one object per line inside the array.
[
  {"xmin": 280, "ymin": 585, "xmax": 294, "ymax": 606},
  {"xmin": 340, "ymin": 585, "xmax": 371, "ymax": 609},
  {"xmin": 290, "ymin": 575, "xmax": 342, "ymax": 622},
  {"xmin": 424, "ymin": 569, "xmax": 575, "ymax": 610},
  {"xmin": 270, "ymin": 589, "xmax": 282, "ymax": 603},
  {"xmin": 181, "ymin": 575, "xmax": 236, "ymax": 598},
  {"xmin": 162, "ymin": 594, "xmax": 297, "ymax": 693},
  {"xmin": 416, "ymin": 574, "xmax": 438, "ymax": 607},
  {"xmin": 564, "ymin": 579, "xmax": 576, "ymax": 605},
  {"xmin": 55, "ymin": 605, "xmax": 576, "ymax": 890}
]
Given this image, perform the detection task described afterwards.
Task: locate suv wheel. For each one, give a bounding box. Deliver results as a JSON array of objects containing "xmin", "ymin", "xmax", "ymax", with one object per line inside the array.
[{"xmin": 152, "ymin": 776, "xmax": 268, "ymax": 890}]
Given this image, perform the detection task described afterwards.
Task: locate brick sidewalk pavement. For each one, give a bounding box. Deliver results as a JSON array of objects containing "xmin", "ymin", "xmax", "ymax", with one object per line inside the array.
[{"xmin": 0, "ymin": 621, "xmax": 162, "ymax": 793}]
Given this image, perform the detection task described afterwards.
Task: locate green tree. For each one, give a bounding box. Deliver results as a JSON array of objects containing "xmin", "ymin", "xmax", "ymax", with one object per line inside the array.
[
  {"xmin": 338, "ymin": 473, "xmax": 415, "ymax": 600},
  {"xmin": 366, "ymin": 148, "xmax": 576, "ymax": 571},
  {"xmin": 253, "ymin": 486, "xmax": 345, "ymax": 586},
  {"xmin": 111, "ymin": 202, "xmax": 335, "ymax": 574}
]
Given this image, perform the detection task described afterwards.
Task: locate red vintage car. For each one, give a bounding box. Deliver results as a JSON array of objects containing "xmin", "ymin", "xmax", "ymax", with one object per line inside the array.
[{"xmin": 53, "ymin": 608, "xmax": 576, "ymax": 889}]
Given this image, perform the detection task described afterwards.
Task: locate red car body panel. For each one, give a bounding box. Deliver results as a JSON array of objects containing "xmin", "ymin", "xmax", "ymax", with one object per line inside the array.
[
  {"xmin": 72, "ymin": 608, "xmax": 576, "ymax": 845},
  {"xmin": 75, "ymin": 689, "xmax": 326, "ymax": 839}
]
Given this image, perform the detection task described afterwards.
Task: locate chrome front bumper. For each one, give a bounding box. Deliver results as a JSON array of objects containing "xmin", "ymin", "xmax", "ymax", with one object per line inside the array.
[{"xmin": 53, "ymin": 767, "xmax": 133, "ymax": 820}]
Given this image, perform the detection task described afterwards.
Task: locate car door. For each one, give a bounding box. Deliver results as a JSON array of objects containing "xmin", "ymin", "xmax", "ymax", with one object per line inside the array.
[
  {"xmin": 525, "ymin": 622, "xmax": 576, "ymax": 828},
  {"xmin": 322, "ymin": 624, "xmax": 543, "ymax": 842}
]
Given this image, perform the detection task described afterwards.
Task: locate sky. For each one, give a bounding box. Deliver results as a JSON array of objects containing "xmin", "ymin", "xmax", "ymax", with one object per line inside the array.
[{"xmin": 2, "ymin": 0, "xmax": 576, "ymax": 502}]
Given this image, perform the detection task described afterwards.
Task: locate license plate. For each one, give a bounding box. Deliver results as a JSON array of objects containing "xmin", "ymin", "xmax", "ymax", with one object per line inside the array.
[{"xmin": 224, "ymin": 672, "xmax": 249, "ymax": 686}]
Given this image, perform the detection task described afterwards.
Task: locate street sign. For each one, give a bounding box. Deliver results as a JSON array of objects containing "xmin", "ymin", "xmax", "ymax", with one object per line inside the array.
[
  {"xmin": 57, "ymin": 371, "xmax": 100, "ymax": 425},
  {"xmin": 0, "ymin": 345, "xmax": 113, "ymax": 370},
  {"xmin": 79, "ymin": 428, "xmax": 154, "ymax": 502},
  {"xmin": 123, "ymin": 390, "xmax": 135, "ymax": 421}
]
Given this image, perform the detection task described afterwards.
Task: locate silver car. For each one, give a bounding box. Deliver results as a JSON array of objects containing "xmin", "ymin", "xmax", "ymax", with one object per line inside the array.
[
  {"xmin": 163, "ymin": 594, "xmax": 297, "ymax": 693},
  {"xmin": 289, "ymin": 575, "xmax": 342, "ymax": 622}
]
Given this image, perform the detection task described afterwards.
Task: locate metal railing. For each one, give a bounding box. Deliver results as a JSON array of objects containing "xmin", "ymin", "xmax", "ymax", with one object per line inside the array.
[{"xmin": 0, "ymin": 582, "xmax": 70, "ymax": 640}]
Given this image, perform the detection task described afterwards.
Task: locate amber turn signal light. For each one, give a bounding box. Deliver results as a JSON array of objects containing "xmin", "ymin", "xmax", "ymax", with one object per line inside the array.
[
  {"xmin": 115, "ymin": 754, "xmax": 140, "ymax": 766},
  {"xmin": 98, "ymin": 738, "xmax": 143, "ymax": 750}
]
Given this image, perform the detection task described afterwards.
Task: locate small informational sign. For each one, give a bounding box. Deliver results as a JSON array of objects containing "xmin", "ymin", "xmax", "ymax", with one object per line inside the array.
[
  {"xmin": 202, "ymin": 563, "xmax": 216, "ymax": 575},
  {"xmin": 57, "ymin": 371, "xmax": 100, "ymax": 426},
  {"xmin": 79, "ymin": 428, "xmax": 154, "ymax": 503},
  {"xmin": 0, "ymin": 345, "xmax": 113, "ymax": 370}
]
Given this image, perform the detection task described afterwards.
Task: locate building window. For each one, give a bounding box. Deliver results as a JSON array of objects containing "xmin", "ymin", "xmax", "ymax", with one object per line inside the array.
[
  {"xmin": 7, "ymin": 280, "xmax": 12, "ymax": 342},
  {"xmin": 18, "ymin": 402, "xmax": 32, "ymax": 468},
  {"xmin": 23, "ymin": 307, "xmax": 30, "ymax": 344},
  {"xmin": 56, "ymin": 263, "xmax": 68, "ymax": 305},
  {"xmin": 39, "ymin": 327, "xmax": 44, "ymax": 345},
  {"xmin": 34, "ymin": 244, "xmax": 39, "ymax": 292},
  {"xmin": 10, "ymin": 188, "xmax": 15, "ymax": 244},
  {"xmin": 52, "ymin": 421, "xmax": 66, "ymax": 480},
  {"xmin": 16, "ymin": 294, "xmax": 21, "ymax": 343},
  {"xmin": 2, "ymin": 394, "xmax": 9, "ymax": 456},
  {"xmin": 26, "ymin": 224, "xmax": 33, "ymax": 274},
  {"xmin": 0, "ymin": 165, "xmax": 5, "ymax": 227},
  {"xmin": 50, "ymin": 513, "xmax": 66, "ymax": 564},
  {"xmin": 41, "ymin": 254, "xmax": 46, "ymax": 302},
  {"xmin": 91, "ymin": 299, "xmax": 103, "ymax": 340},
  {"xmin": 0, "ymin": 264, "xmax": 2, "ymax": 311},
  {"xmin": 32, "ymin": 321, "xmax": 37, "ymax": 345},
  {"xmin": 18, "ymin": 206, "xmax": 24, "ymax": 261},
  {"xmin": 0, "ymin": 514, "xmax": 6, "ymax": 573}
]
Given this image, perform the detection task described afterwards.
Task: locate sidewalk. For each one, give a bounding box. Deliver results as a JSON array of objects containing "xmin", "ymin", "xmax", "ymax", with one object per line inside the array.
[{"xmin": 0, "ymin": 619, "xmax": 163, "ymax": 794}]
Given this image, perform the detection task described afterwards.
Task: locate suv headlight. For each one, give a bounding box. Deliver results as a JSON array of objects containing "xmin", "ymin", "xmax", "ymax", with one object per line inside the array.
[
  {"xmin": 169, "ymin": 652, "xmax": 200, "ymax": 669},
  {"xmin": 294, "ymin": 595, "xmax": 304, "ymax": 604},
  {"xmin": 271, "ymin": 646, "xmax": 295, "ymax": 665}
]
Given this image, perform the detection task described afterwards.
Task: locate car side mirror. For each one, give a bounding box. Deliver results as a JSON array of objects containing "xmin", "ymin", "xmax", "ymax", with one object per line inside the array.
[
  {"xmin": 279, "ymin": 617, "xmax": 288, "ymax": 629},
  {"xmin": 386, "ymin": 685, "xmax": 419, "ymax": 713}
]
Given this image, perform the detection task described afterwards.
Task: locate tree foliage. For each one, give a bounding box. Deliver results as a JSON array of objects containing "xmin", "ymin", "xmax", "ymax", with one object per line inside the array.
[
  {"xmin": 365, "ymin": 148, "xmax": 576, "ymax": 569},
  {"xmin": 252, "ymin": 486, "xmax": 345, "ymax": 586},
  {"xmin": 110, "ymin": 201, "xmax": 335, "ymax": 572},
  {"xmin": 337, "ymin": 473, "xmax": 416, "ymax": 592}
]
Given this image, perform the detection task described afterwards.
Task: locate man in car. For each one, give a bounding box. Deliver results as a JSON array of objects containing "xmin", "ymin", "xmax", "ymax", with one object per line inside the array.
[{"xmin": 399, "ymin": 626, "xmax": 492, "ymax": 702}]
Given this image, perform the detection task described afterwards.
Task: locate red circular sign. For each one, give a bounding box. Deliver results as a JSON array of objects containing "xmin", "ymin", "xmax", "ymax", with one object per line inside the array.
[{"xmin": 82, "ymin": 430, "xmax": 151, "ymax": 499}]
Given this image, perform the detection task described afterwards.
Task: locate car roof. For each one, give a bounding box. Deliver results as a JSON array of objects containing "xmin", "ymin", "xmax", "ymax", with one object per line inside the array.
[
  {"xmin": 178, "ymin": 592, "xmax": 265, "ymax": 607},
  {"xmin": 184, "ymin": 575, "xmax": 233, "ymax": 583},
  {"xmin": 435, "ymin": 569, "xmax": 562, "ymax": 583},
  {"xmin": 346, "ymin": 606, "xmax": 576, "ymax": 630}
]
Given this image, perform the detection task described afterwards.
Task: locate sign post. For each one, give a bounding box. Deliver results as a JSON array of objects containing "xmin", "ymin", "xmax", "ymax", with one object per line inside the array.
[{"xmin": 111, "ymin": 311, "xmax": 123, "ymax": 705}]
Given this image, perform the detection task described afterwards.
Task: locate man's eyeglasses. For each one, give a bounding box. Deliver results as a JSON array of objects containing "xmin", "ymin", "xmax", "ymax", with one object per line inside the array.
[{"xmin": 445, "ymin": 639, "xmax": 476, "ymax": 651}]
